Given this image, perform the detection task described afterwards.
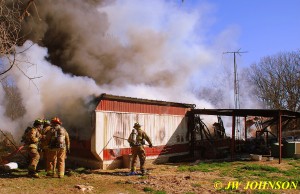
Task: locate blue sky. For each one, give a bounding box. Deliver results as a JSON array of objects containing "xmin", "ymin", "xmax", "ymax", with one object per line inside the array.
[{"xmin": 182, "ymin": 0, "xmax": 300, "ymax": 67}]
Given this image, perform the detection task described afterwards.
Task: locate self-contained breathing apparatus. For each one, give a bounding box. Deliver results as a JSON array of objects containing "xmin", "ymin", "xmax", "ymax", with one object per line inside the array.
[
  {"xmin": 129, "ymin": 128, "xmax": 145, "ymax": 147},
  {"xmin": 49, "ymin": 126, "xmax": 66, "ymax": 149}
]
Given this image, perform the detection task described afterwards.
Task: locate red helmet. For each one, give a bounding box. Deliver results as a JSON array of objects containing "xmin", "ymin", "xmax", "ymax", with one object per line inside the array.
[{"xmin": 51, "ymin": 117, "xmax": 62, "ymax": 125}]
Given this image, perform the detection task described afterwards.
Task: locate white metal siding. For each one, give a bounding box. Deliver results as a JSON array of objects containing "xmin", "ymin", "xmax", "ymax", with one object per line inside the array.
[{"xmin": 92, "ymin": 111, "xmax": 188, "ymax": 160}]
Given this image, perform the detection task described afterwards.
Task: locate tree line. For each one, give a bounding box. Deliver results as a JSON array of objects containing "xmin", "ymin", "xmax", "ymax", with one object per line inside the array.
[{"xmin": 247, "ymin": 50, "xmax": 300, "ymax": 112}]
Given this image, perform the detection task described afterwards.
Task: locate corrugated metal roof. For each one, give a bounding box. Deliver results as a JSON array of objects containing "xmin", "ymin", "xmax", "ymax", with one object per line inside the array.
[
  {"xmin": 191, "ymin": 109, "xmax": 300, "ymax": 117},
  {"xmin": 94, "ymin": 93, "xmax": 196, "ymax": 109}
]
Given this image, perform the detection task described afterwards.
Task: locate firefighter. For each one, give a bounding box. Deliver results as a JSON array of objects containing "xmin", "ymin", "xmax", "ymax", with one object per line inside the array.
[
  {"xmin": 39, "ymin": 119, "xmax": 52, "ymax": 170},
  {"xmin": 45, "ymin": 117, "xmax": 70, "ymax": 178},
  {"xmin": 22, "ymin": 119, "xmax": 43, "ymax": 178},
  {"xmin": 127, "ymin": 122, "xmax": 153, "ymax": 175}
]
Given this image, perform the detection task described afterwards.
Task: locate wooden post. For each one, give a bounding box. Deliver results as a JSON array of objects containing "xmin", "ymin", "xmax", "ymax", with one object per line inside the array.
[
  {"xmin": 279, "ymin": 111, "xmax": 282, "ymax": 164},
  {"xmin": 188, "ymin": 111, "xmax": 195, "ymax": 158},
  {"xmin": 244, "ymin": 116, "xmax": 247, "ymax": 140},
  {"xmin": 231, "ymin": 114, "xmax": 236, "ymax": 160}
]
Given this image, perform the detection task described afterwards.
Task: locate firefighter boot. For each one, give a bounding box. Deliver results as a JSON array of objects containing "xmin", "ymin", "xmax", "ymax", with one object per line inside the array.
[
  {"xmin": 28, "ymin": 166, "xmax": 39, "ymax": 178},
  {"xmin": 127, "ymin": 171, "xmax": 137, "ymax": 176},
  {"xmin": 141, "ymin": 170, "xmax": 149, "ymax": 176}
]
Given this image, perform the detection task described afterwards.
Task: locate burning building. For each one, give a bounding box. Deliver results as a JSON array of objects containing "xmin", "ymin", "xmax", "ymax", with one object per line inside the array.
[{"xmin": 70, "ymin": 93, "xmax": 195, "ymax": 169}]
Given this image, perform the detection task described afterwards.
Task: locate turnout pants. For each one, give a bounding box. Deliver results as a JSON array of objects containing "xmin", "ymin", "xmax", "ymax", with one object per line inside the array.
[
  {"xmin": 131, "ymin": 146, "xmax": 146, "ymax": 172},
  {"xmin": 47, "ymin": 148, "xmax": 66, "ymax": 177},
  {"xmin": 27, "ymin": 147, "xmax": 40, "ymax": 175}
]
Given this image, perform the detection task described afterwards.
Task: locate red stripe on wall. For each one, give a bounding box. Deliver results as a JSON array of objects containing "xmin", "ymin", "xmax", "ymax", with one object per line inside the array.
[
  {"xmin": 96, "ymin": 100, "xmax": 190, "ymax": 115},
  {"xmin": 103, "ymin": 143, "xmax": 190, "ymax": 160}
]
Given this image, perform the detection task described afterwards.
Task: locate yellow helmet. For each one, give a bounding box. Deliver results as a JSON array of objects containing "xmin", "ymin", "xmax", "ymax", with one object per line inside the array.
[
  {"xmin": 43, "ymin": 119, "xmax": 51, "ymax": 126},
  {"xmin": 33, "ymin": 119, "xmax": 43, "ymax": 126}
]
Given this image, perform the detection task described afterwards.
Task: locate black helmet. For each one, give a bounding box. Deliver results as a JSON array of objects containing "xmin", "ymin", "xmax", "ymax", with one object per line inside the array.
[{"xmin": 133, "ymin": 122, "xmax": 141, "ymax": 128}]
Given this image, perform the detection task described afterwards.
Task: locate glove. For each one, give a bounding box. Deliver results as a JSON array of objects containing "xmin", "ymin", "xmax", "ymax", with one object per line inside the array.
[{"xmin": 149, "ymin": 144, "xmax": 153, "ymax": 148}]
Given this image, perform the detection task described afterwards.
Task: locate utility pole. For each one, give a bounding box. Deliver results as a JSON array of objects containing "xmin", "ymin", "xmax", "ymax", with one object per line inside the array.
[{"xmin": 223, "ymin": 49, "xmax": 247, "ymax": 140}]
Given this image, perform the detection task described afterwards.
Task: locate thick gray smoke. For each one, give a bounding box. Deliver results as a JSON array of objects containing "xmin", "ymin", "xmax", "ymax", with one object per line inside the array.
[
  {"xmin": 0, "ymin": 0, "xmax": 257, "ymax": 140},
  {"xmin": 21, "ymin": 0, "xmax": 214, "ymax": 87}
]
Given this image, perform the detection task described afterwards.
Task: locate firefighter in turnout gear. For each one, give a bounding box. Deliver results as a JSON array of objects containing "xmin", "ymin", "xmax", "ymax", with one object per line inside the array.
[
  {"xmin": 39, "ymin": 119, "xmax": 52, "ymax": 169},
  {"xmin": 127, "ymin": 122, "xmax": 153, "ymax": 175},
  {"xmin": 22, "ymin": 119, "xmax": 43, "ymax": 178},
  {"xmin": 45, "ymin": 117, "xmax": 70, "ymax": 178}
]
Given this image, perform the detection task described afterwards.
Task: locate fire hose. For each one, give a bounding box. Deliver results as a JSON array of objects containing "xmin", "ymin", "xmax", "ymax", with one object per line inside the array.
[
  {"xmin": 113, "ymin": 136, "xmax": 151, "ymax": 146},
  {"xmin": 0, "ymin": 128, "xmax": 27, "ymax": 164},
  {"xmin": 99, "ymin": 135, "xmax": 151, "ymax": 155}
]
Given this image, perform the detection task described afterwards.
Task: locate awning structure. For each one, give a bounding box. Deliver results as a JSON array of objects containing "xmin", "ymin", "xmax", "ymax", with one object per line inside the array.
[{"xmin": 189, "ymin": 109, "xmax": 300, "ymax": 163}]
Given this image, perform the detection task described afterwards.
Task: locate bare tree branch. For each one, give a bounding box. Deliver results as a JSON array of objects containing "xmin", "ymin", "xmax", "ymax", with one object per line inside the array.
[
  {"xmin": 247, "ymin": 51, "xmax": 300, "ymax": 112},
  {"xmin": 1, "ymin": 0, "xmax": 39, "ymax": 76}
]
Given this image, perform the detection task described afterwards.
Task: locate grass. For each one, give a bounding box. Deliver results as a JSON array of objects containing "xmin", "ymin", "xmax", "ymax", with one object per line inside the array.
[
  {"xmin": 143, "ymin": 187, "xmax": 155, "ymax": 192},
  {"xmin": 177, "ymin": 161, "xmax": 231, "ymax": 172},
  {"xmin": 253, "ymin": 191, "xmax": 276, "ymax": 194},
  {"xmin": 178, "ymin": 160, "xmax": 296, "ymax": 177},
  {"xmin": 177, "ymin": 158, "xmax": 300, "ymax": 192},
  {"xmin": 1, "ymin": 158, "xmax": 299, "ymax": 193},
  {"xmin": 143, "ymin": 187, "xmax": 166, "ymax": 194},
  {"xmin": 239, "ymin": 164, "xmax": 280, "ymax": 172},
  {"xmin": 287, "ymin": 160, "xmax": 300, "ymax": 167}
]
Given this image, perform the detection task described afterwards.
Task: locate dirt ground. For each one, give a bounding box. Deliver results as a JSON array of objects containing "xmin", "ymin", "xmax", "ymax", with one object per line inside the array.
[{"xmin": 0, "ymin": 156, "xmax": 300, "ymax": 194}]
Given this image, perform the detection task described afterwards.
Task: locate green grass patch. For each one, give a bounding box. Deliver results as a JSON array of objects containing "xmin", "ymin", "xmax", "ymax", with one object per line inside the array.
[
  {"xmin": 287, "ymin": 160, "xmax": 300, "ymax": 168},
  {"xmin": 178, "ymin": 165, "xmax": 213, "ymax": 172},
  {"xmin": 191, "ymin": 183, "xmax": 201, "ymax": 187},
  {"xmin": 178, "ymin": 162, "xmax": 231, "ymax": 172},
  {"xmin": 282, "ymin": 169, "xmax": 297, "ymax": 177},
  {"xmin": 143, "ymin": 187, "xmax": 166, "ymax": 194},
  {"xmin": 72, "ymin": 167, "xmax": 92, "ymax": 174},
  {"xmin": 143, "ymin": 187, "xmax": 154, "ymax": 192},
  {"xmin": 253, "ymin": 191, "xmax": 275, "ymax": 194},
  {"xmin": 239, "ymin": 164, "xmax": 280, "ymax": 172}
]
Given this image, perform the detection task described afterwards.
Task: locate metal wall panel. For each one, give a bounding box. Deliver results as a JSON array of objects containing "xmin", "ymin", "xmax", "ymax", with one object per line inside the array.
[
  {"xmin": 91, "ymin": 97, "xmax": 192, "ymax": 165},
  {"xmin": 93, "ymin": 111, "xmax": 189, "ymax": 161}
]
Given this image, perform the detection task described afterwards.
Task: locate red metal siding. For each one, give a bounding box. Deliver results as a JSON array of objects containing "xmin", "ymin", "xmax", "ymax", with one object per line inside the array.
[
  {"xmin": 96, "ymin": 100, "xmax": 189, "ymax": 115},
  {"xmin": 103, "ymin": 143, "xmax": 190, "ymax": 160},
  {"xmin": 70, "ymin": 139, "xmax": 98, "ymax": 159}
]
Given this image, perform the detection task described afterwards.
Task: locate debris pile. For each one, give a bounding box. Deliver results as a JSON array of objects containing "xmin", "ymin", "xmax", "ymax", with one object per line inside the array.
[{"xmin": 0, "ymin": 131, "xmax": 26, "ymax": 168}]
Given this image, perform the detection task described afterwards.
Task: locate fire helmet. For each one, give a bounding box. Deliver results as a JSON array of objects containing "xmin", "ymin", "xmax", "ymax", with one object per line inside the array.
[
  {"xmin": 133, "ymin": 122, "xmax": 141, "ymax": 128},
  {"xmin": 33, "ymin": 119, "xmax": 43, "ymax": 126},
  {"xmin": 43, "ymin": 119, "xmax": 51, "ymax": 126},
  {"xmin": 51, "ymin": 117, "xmax": 62, "ymax": 125}
]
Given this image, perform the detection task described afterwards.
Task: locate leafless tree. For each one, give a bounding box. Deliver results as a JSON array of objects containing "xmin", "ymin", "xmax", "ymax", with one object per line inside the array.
[
  {"xmin": 0, "ymin": 0, "xmax": 36, "ymax": 76},
  {"xmin": 1, "ymin": 79, "xmax": 26, "ymax": 120},
  {"xmin": 247, "ymin": 51, "xmax": 300, "ymax": 112}
]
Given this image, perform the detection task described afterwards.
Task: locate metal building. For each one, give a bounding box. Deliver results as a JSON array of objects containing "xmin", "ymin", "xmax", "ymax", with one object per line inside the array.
[{"xmin": 70, "ymin": 93, "xmax": 195, "ymax": 169}]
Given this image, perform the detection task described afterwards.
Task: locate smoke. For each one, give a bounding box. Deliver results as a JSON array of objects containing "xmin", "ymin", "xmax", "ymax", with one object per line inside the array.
[
  {"xmin": 0, "ymin": 86, "xmax": 19, "ymax": 135},
  {"xmin": 0, "ymin": 0, "xmax": 257, "ymax": 140},
  {"xmin": 20, "ymin": 0, "xmax": 215, "ymax": 87},
  {"xmin": 1, "ymin": 41, "xmax": 103, "ymax": 140}
]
